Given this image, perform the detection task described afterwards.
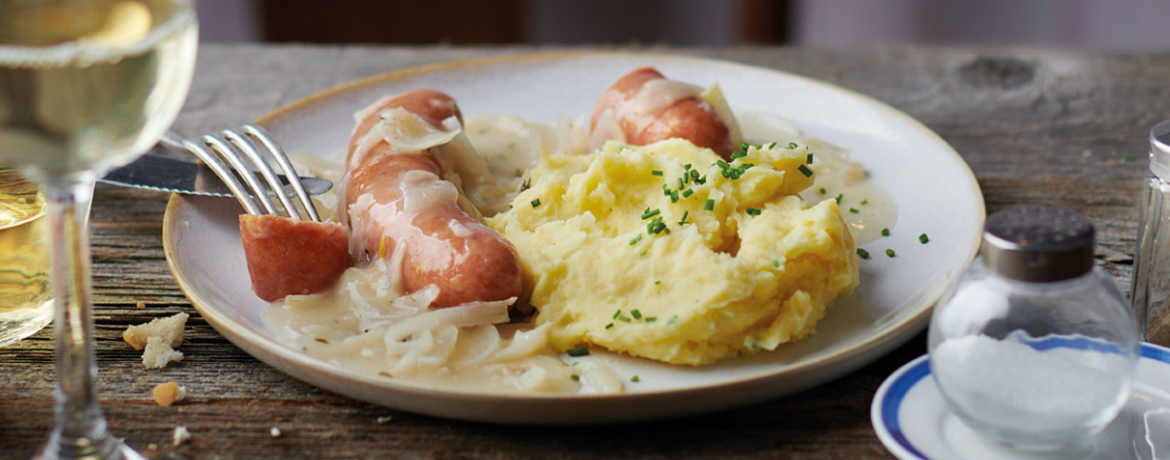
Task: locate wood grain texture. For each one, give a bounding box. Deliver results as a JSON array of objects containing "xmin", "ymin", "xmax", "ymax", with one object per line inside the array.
[{"xmin": 1, "ymin": 44, "xmax": 1161, "ymax": 459}]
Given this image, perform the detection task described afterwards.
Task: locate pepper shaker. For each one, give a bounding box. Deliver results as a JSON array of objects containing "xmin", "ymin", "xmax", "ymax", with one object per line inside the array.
[
  {"xmin": 928, "ymin": 206, "xmax": 1140, "ymax": 450},
  {"xmin": 1132, "ymin": 119, "xmax": 1170, "ymax": 346}
]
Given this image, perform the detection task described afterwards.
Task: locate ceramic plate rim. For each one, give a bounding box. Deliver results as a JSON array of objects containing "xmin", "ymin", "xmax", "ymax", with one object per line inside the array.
[{"xmin": 162, "ymin": 51, "xmax": 985, "ymax": 422}]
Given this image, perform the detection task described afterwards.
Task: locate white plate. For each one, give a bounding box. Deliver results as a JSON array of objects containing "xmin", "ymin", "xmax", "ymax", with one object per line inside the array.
[
  {"xmin": 872, "ymin": 343, "xmax": 1170, "ymax": 460},
  {"xmin": 163, "ymin": 52, "xmax": 985, "ymax": 424}
]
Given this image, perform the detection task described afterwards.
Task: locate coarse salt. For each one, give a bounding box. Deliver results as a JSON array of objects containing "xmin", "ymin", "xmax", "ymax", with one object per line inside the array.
[{"xmin": 931, "ymin": 333, "xmax": 1131, "ymax": 434}]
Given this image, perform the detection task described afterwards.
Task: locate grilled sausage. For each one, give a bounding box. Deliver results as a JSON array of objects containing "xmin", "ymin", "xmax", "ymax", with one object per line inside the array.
[
  {"xmin": 342, "ymin": 90, "xmax": 522, "ymax": 308},
  {"xmin": 590, "ymin": 67, "xmax": 734, "ymax": 159}
]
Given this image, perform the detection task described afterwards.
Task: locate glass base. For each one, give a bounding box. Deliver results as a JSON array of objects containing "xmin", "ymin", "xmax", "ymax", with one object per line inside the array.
[
  {"xmin": 0, "ymin": 298, "xmax": 53, "ymax": 347},
  {"xmin": 37, "ymin": 433, "xmax": 148, "ymax": 460}
]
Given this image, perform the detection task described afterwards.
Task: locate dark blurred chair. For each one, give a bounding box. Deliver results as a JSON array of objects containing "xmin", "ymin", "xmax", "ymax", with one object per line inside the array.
[{"xmin": 256, "ymin": 0, "xmax": 786, "ymax": 45}]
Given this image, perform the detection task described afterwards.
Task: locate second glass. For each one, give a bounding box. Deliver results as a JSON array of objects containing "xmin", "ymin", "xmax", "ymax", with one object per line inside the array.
[
  {"xmin": 1131, "ymin": 119, "xmax": 1170, "ymax": 347},
  {"xmin": 0, "ymin": 168, "xmax": 51, "ymax": 346}
]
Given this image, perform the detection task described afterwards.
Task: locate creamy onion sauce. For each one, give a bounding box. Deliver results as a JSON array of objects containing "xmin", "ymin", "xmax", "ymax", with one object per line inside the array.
[
  {"xmin": 631, "ymin": 79, "xmax": 703, "ymax": 115},
  {"xmin": 738, "ymin": 111, "xmax": 896, "ymax": 244},
  {"xmin": 268, "ymin": 98, "xmax": 895, "ymax": 394}
]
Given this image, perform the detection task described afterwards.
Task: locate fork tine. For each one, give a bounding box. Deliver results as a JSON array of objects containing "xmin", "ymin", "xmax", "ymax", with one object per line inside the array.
[
  {"xmin": 183, "ymin": 137, "xmax": 264, "ymax": 215},
  {"xmin": 243, "ymin": 124, "xmax": 320, "ymax": 222},
  {"xmin": 223, "ymin": 128, "xmax": 303, "ymax": 220},
  {"xmin": 203, "ymin": 133, "xmax": 281, "ymax": 215}
]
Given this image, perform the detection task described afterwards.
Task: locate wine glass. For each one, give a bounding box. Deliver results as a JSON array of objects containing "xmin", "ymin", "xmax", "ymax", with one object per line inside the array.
[{"xmin": 0, "ymin": 1, "xmax": 198, "ymax": 458}]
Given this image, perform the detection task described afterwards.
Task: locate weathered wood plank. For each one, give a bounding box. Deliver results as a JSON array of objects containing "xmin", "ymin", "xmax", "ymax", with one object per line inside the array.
[{"xmin": 2, "ymin": 44, "xmax": 1164, "ymax": 459}]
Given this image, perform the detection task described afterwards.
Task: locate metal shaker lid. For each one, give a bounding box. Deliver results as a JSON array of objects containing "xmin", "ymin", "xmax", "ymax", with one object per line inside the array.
[
  {"xmin": 1151, "ymin": 120, "xmax": 1170, "ymax": 180},
  {"xmin": 981, "ymin": 205, "xmax": 1095, "ymax": 282}
]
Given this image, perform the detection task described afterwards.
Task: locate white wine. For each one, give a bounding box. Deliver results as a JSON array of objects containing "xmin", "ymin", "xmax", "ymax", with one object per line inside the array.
[
  {"xmin": 0, "ymin": 168, "xmax": 50, "ymax": 346},
  {"xmin": 0, "ymin": 0, "xmax": 198, "ymax": 179}
]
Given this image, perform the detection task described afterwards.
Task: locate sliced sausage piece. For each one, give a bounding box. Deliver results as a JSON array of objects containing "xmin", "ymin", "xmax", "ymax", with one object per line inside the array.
[
  {"xmin": 342, "ymin": 90, "xmax": 522, "ymax": 308},
  {"xmin": 590, "ymin": 67, "xmax": 734, "ymax": 159},
  {"xmin": 240, "ymin": 214, "xmax": 350, "ymax": 302}
]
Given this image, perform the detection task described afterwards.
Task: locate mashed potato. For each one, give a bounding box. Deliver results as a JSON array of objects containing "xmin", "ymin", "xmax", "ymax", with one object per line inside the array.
[{"xmin": 487, "ymin": 139, "xmax": 859, "ymax": 365}]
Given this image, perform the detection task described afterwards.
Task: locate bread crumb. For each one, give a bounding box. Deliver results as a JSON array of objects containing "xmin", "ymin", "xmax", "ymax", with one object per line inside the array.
[
  {"xmin": 152, "ymin": 381, "xmax": 187, "ymax": 406},
  {"xmin": 172, "ymin": 426, "xmax": 191, "ymax": 447},
  {"xmin": 136, "ymin": 301, "xmax": 146, "ymax": 309},
  {"xmin": 143, "ymin": 336, "xmax": 184, "ymax": 369},
  {"xmin": 269, "ymin": 427, "xmax": 281, "ymax": 438},
  {"xmin": 124, "ymin": 312, "xmax": 188, "ymax": 350}
]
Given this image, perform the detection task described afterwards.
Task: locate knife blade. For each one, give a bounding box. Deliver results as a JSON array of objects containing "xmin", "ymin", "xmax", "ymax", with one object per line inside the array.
[{"xmin": 100, "ymin": 152, "xmax": 333, "ymax": 198}]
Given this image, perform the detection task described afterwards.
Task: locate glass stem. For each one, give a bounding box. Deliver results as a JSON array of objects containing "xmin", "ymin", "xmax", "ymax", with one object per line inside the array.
[{"xmin": 42, "ymin": 178, "xmax": 116, "ymax": 459}]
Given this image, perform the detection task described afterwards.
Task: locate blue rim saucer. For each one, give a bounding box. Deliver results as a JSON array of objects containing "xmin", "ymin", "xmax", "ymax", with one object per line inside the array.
[{"xmin": 872, "ymin": 342, "xmax": 1170, "ymax": 460}]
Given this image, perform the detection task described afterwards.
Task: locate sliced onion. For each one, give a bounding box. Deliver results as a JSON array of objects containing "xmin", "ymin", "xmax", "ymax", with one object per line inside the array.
[
  {"xmin": 576, "ymin": 361, "xmax": 624, "ymax": 394},
  {"xmin": 491, "ymin": 323, "xmax": 551, "ymax": 363}
]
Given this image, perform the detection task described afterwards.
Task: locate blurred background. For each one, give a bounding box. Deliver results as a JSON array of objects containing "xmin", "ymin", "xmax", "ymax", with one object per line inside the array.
[{"xmin": 196, "ymin": 0, "xmax": 1170, "ymax": 50}]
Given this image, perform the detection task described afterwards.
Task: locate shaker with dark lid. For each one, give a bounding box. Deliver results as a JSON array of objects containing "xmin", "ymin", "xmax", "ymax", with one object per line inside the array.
[
  {"xmin": 928, "ymin": 205, "xmax": 1139, "ymax": 451},
  {"xmin": 982, "ymin": 205, "xmax": 1096, "ymax": 282}
]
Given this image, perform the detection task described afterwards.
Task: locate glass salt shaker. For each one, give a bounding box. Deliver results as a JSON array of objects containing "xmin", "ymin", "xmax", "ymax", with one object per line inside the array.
[
  {"xmin": 928, "ymin": 206, "xmax": 1140, "ymax": 451},
  {"xmin": 1131, "ymin": 119, "xmax": 1170, "ymax": 347}
]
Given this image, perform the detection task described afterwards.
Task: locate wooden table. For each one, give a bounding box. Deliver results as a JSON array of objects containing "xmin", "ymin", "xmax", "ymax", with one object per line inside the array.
[{"xmin": 0, "ymin": 45, "xmax": 1157, "ymax": 459}]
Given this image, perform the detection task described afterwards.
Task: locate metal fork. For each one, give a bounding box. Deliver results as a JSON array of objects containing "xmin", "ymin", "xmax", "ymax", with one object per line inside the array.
[{"xmin": 165, "ymin": 124, "xmax": 321, "ymax": 222}]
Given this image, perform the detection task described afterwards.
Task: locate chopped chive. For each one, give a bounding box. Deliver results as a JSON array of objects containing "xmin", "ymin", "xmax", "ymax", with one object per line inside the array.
[
  {"xmin": 788, "ymin": 142, "xmax": 798, "ymax": 149},
  {"xmin": 886, "ymin": 249, "xmax": 896, "ymax": 258},
  {"xmin": 655, "ymin": 280, "xmax": 661, "ymax": 285},
  {"xmin": 618, "ymin": 315, "xmax": 632, "ymax": 322},
  {"xmin": 861, "ymin": 199, "xmax": 869, "ymax": 205},
  {"xmin": 647, "ymin": 217, "xmax": 667, "ymax": 234},
  {"xmin": 605, "ymin": 322, "xmax": 614, "ymax": 329},
  {"xmin": 520, "ymin": 178, "xmax": 531, "ymax": 192},
  {"xmin": 807, "ymin": 153, "xmax": 813, "ymax": 164},
  {"xmin": 631, "ymin": 309, "xmax": 643, "ymax": 320},
  {"xmin": 746, "ymin": 207, "xmax": 762, "ymax": 216},
  {"xmin": 678, "ymin": 210, "xmax": 689, "ymax": 225},
  {"xmin": 566, "ymin": 347, "xmax": 590, "ymax": 357},
  {"xmin": 717, "ymin": 160, "xmax": 729, "ymax": 169},
  {"xmin": 571, "ymin": 374, "xmax": 580, "ymax": 382},
  {"xmin": 630, "ymin": 375, "xmax": 641, "ymax": 382},
  {"xmin": 881, "ymin": 228, "xmax": 890, "ymax": 237},
  {"xmin": 857, "ymin": 248, "xmax": 870, "ymax": 259},
  {"xmin": 613, "ymin": 309, "xmax": 622, "ymax": 319},
  {"xmin": 848, "ymin": 208, "xmax": 859, "ymax": 214},
  {"xmin": 772, "ymin": 260, "xmax": 780, "ymax": 268},
  {"xmin": 919, "ymin": 233, "xmax": 930, "ymax": 244},
  {"xmin": 651, "ymin": 170, "xmax": 664, "ymax": 177},
  {"xmin": 629, "ymin": 234, "xmax": 643, "ymax": 245},
  {"xmin": 644, "ymin": 317, "xmax": 657, "ymax": 323},
  {"xmin": 641, "ymin": 208, "xmax": 660, "ymax": 220},
  {"xmin": 670, "ymin": 190, "xmax": 679, "ymax": 203},
  {"xmin": 684, "ymin": 163, "xmax": 692, "ymax": 170},
  {"xmin": 767, "ymin": 142, "xmax": 777, "ymax": 150},
  {"xmin": 835, "ymin": 193, "xmax": 843, "ymax": 204},
  {"xmin": 677, "ymin": 178, "xmax": 685, "ymax": 189},
  {"xmin": 704, "ymin": 199, "xmax": 715, "ymax": 211},
  {"xmin": 798, "ymin": 165, "xmax": 814, "ymax": 177},
  {"xmin": 690, "ymin": 169, "xmax": 701, "ymax": 182},
  {"xmin": 682, "ymin": 189, "xmax": 694, "ymax": 198},
  {"xmin": 819, "ymin": 187, "xmax": 826, "ymax": 195},
  {"xmin": 531, "ymin": 198, "xmax": 541, "ymax": 208},
  {"xmin": 663, "ymin": 184, "xmax": 671, "ymax": 196},
  {"xmin": 730, "ymin": 143, "xmax": 749, "ymax": 160}
]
